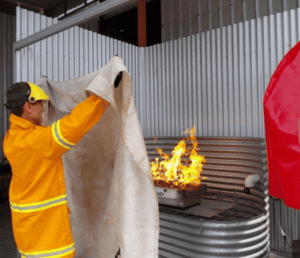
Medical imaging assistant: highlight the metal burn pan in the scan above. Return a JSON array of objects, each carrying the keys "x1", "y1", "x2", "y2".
[{"x1": 155, "y1": 184, "x2": 207, "y2": 209}]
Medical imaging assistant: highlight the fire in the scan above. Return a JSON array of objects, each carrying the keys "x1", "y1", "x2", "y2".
[{"x1": 151, "y1": 126, "x2": 206, "y2": 189}]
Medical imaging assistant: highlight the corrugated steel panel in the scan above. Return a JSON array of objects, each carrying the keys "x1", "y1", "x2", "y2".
[
  {"x1": 0, "y1": 12, "x2": 15, "y2": 161},
  {"x1": 141, "y1": 8, "x2": 299, "y2": 141},
  {"x1": 15, "y1": 5, "x2": 300, "y2": 256},
  {"x1": 15, "y1": 6, "x2": 139, "y2": 107},
  {"x1": 161, "y1": 0, "x2": 300, "y2": 43}
]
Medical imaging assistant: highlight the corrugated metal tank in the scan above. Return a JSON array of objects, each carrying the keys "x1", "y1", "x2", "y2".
[
  {"x1": 146, "y1": 137, "x2": 269, "y2": 258},
  {"x1": 158, "y1": 213, "x2": 269, "y2": 258}
]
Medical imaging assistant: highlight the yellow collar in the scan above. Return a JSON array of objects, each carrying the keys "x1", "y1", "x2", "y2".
[{"x1": 9, "y1": 114, "x2": 38, "y2": 130}]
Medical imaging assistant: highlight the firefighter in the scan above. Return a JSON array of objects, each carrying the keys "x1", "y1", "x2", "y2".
[{"x1": 3, "y1": 77, "x2": 121, "y2": 258}]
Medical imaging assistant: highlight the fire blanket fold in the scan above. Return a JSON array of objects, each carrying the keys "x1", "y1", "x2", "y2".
[
  {"x1": 35, "y1": 56, "x2": 159, "y2": 257},
  {"x1": 263, "y1": 41, "x2": 300, "y2": 209}
]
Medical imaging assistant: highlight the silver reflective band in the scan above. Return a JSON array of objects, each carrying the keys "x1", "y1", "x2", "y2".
[
  {"x1": 52, "y1": 120, "x2": 75, "y2": 149},
  {"x1": 19, "y1": 243, "x2": 75, "y2": 258},
  {"x1": 10, "y1": 195, "x2": 67, "y2": 213}
]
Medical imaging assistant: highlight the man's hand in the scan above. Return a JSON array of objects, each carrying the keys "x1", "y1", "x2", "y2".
[{"x1": 114, "y1": 72, "x2": 123, "y2": 88}]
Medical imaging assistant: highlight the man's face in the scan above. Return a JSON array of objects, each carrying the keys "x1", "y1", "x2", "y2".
[{"x1": 29, "y1": 101, "x2": 44, "y2": 126}]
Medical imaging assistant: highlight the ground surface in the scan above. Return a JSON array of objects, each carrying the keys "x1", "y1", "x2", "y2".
[
  {"x1": 0, "y1": 198, "x2": 292, "y2": 258},
  {"x1": 0, "y1": 200, "x2": 18, "y2": 258}
]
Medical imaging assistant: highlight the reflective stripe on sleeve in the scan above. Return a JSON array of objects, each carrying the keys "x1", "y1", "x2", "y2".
[
  {"x1": 10, "y1": 195, "x2": 67, "y2": 213},
  {"x1": 19, "y1": 242, "x2": 75, "y2": 258},
  {"x1": 52, "y1": 120, "x2": 75, "y2": 149}
]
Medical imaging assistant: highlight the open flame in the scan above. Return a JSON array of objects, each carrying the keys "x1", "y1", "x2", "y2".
[{"x1": 151, "y1": 126, "x2": 206, "y2": 190}]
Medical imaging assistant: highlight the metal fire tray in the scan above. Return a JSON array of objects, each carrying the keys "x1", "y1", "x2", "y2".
[{"x1": 155, "y1": 184, "x2": 207, "y2": 209}]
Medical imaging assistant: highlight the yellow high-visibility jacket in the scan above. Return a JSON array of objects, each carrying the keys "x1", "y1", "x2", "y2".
[{"x1": 3, "y1": 94, "x2": 109, "y2": 258}]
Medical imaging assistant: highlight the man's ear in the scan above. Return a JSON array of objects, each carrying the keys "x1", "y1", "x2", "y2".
[{"x1": 23, "y1": 102, "x2": 33, "y2": 114}]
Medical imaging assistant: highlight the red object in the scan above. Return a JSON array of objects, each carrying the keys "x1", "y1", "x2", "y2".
[
  {"x1": 138, "y1": 0, "x2": 146, "y2": 47},
  {"x1": 264, "y1": 41, "x2": 300, "y2": 209}
]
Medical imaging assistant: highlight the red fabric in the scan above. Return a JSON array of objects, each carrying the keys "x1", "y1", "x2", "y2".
[{"x1": 264, "y1": 41, "x2": 300, "y2": 209}]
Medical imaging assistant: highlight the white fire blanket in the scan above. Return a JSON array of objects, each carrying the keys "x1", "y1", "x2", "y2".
[{"x1": 35, "y1": 56, "x2": 159, "y2": 258}]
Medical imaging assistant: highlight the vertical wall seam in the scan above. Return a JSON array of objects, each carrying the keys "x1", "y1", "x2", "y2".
[
  {"x1": 250, "y1": 19, "x2": 254, "y2": 138},
  {"x1": 3, "y1": 13, "x2": 7, "y2": 140},
  {"x1": 2, "y1": 12, "x2": 15, "y2": 158},
  {"x1": 256, "y1": 16, "x2": 262, "y2": 138}
]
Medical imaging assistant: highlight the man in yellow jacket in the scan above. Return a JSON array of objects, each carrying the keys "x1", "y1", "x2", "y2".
[{"x1": 3, "y1": 77, "x2": 121, "y2": 258}]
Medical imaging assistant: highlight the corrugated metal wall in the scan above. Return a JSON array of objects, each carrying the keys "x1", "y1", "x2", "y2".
[
  {"x1": 0, "y1": 12, "x2": 15, "y2": 161},
  {"x1": 270, "y1": 198, "x2": 299, "y2": 256},
  {"x1": 15, "y1": 6, "x2": 140, "y2": 111},
  {"x1": 160, "y1": 0, "x2": 300, "y2": 43},
  {"x1": 15, "y1": 4, "x2": 300, "y2": 256},
  {"x1": 144, "y1": 9, "x2": 299, "y2": 140}
]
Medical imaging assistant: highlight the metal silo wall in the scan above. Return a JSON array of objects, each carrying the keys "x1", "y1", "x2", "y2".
[
  {"x1": 0, "y1": 12, "x2": 15, "y2": 161},
  {"x1": 15, "y1": 4, "x2": 300, "y2": 256}
]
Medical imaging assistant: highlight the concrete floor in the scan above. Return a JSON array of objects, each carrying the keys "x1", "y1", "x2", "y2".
[
  {"x1": 0, "y1": 199, "x2": 293, "y2": 258},
  {"x1": 270, "y1": 252, "x2": 292, "y2": 258}
]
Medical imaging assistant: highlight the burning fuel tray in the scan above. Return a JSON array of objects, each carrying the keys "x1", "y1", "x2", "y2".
[{"x1": 155, "y1": 184, "x2": 207, "y2": 209}]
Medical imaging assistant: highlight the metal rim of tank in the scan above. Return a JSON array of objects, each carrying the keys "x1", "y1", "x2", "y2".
[{"x1": 148, "y1": 136, "x2": 268, "y2": 222}]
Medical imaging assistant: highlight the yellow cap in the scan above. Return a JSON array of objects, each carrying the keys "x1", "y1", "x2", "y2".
[{"x1": 27, "y1": 82, "x2": 49, "y2": 103}]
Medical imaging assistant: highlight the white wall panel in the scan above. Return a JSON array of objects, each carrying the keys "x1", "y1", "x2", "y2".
[
  {"x1": 221, "y1": 27, "x2": 229, "y2": 137},
  {"x1": 191, "y1": 35, "x2": 197, "y2": 134},
  {"x1": 15, "y1": 5, "x2": 300, "y2": 256},
  {"x1": 41, "y1": 14, "x2": 47, "y2": 78},
  {"x1": 173, "y1": 40, "x2": 180, "y2": 136},
  {"x1": 216, "y1": 28, "x2": 223, "y2": 137},
  {"x1": 256, "y1": 17, "x2": 264, "y2": 138}
]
